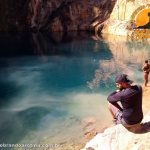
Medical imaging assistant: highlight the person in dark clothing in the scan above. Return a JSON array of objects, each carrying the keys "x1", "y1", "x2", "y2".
[
  {"x1": 107, "y1": 74, "x2": 143, "y2": 127},
  {"x1": 142, "y1": 60, "x2": 150, "y2": 87}
]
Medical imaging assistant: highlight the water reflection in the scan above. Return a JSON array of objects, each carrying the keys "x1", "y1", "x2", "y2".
[
  {"x1": 31, "y1": 31, "x2": 113, "y2": 59},
  {"x1": 88, "y1": 34, "x2": 150, "y2": 89}
]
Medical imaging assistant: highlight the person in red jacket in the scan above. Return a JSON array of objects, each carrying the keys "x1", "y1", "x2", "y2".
[{"x1": 107, "y1": 74, "x2": 143, "y2": 127}]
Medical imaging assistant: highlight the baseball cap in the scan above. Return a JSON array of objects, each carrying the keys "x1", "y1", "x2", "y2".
[{"x1": 115, "y1": 74, "x2": 133, "y2": 84}]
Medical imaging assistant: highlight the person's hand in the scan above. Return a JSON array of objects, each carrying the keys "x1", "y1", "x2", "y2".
[{"x1": 116, "y1": 89, "x2": 120, "y2": 92}]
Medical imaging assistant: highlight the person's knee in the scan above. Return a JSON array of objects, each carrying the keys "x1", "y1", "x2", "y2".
[
  {"x1": 108, "y1": 102, "x2": 112, "y2": 109},
  {"x1": 108, "y1": 102, "x2": 115, "y2": 113}
]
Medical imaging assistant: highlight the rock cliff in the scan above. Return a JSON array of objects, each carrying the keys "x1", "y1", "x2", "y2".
[
  {"x1": 0, "y1": 0, "x2": 115, "y2": 32},
  {"x1": 1, "y1": 0, "x2": 150, "y2": 35}
]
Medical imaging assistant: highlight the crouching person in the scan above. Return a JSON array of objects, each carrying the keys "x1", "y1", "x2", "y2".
[{"x1": 107, "y1": 74, "x2": 143, "y2": 132}]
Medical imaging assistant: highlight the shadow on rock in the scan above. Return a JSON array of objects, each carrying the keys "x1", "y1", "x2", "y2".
[{"x1": 124, "y1": 121, "x2": 150, "y2": 134}]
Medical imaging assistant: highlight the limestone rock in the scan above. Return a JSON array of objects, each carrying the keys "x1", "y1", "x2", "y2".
[
  {"x1": 102, "y1": 0, "x2": 150, "y2": 36},
  {"x1": 81, "y1": 112, "x2": 150, "y2": 150}
]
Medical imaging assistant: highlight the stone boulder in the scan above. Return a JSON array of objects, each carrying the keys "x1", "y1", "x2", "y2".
[{"x1": 81, "y1": 112, "x2": 150, "y2": 150}]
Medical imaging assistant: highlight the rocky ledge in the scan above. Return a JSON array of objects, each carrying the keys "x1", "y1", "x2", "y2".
[{"x1": 82, "y1": 113, "x2": 150, "y2": 150}]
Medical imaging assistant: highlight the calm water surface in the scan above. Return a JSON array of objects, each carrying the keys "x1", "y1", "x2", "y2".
[{"x1": 0, "y1": 32, "x2": 150, "y2": 148}]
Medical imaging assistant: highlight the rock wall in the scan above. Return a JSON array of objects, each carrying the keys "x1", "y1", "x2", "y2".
[
  {"x1": 28, "y1": 0, "x2": 116, "y2": 32},
  {"x1": 102, "y1": 0, "x2": 150, "y2": 36},
  {"x1": 0, "y1": 0, "x2": 115, "y2": 32},
  {"x1": 2, "y1": 0, "x2": 149, "y2": 34}
]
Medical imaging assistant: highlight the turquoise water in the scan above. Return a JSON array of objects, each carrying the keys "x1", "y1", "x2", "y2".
[{"x1": 0, "y1": 32, "x2": 150, "y2": 148}]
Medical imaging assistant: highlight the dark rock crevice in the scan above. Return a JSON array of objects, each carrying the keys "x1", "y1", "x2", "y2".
[{"x1": 0, "y1": 0, "x2": 29, "y2": 32}]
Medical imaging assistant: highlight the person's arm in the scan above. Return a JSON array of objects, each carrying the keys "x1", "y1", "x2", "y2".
[
  {"x1": 107, "y1": 90, "x2": 124, "y2": 111},
  {"x1": 142, "y1": 64, "x2": 146, "y2": 71},
  {"x1": 107, "y1": 90, "x2": 122, "y2": 103}
]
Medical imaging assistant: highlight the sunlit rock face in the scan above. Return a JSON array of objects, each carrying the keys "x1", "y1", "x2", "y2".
[
  {"x1": 0, "y1": 0, "x2": 115, "y2": 32},
  {"x1": 102, "y1": 0, "x2": 150, "y2": 36}
]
